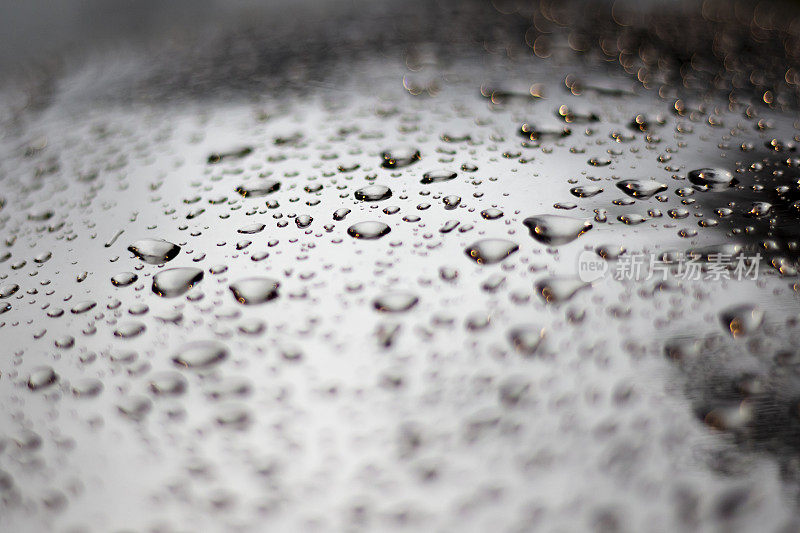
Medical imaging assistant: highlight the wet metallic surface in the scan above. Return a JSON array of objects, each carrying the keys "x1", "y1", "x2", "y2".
[{"x1": 2, "y1": 1, "x2": 800, "y2": 531}]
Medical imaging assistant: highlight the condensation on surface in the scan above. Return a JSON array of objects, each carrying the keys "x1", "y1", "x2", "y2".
[{"x1": 2, "y1": 1, "x2": 800, "y2": 532}]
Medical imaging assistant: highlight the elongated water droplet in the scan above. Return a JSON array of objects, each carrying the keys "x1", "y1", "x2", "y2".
[
  {"x1": 111, "y1": 272, "x2": 138, "y2": 287},
  {"x1": 616, "y1": 179, "x2": 667, "y2": 199},
  {"x1": 535, "y1": 276, "x2": 590, "y2": 303},
  {"x1": 464, "y1": 239, "x2": 519, "y2": 265},
  {"x1": 172, "y1": 341, "x2": 229, "y2": 369},
  {"x1": 570, "y1": 185, "x2": 603, "y2": 198},
  {"x1": 148, "y1": 372, "x2": 188, "y2": 396},
  {"x1": 688, "y1": 168, "x2": 736, "y2": 190},
  {"x1": 381, "y1": 147, "x2": 420, "y2": 168},
  {"x1": 522, "y1": 215, "x2": 592, "y2": 245},
  {"x1": 347, "y1": 221, "x2": 391, "y2": 240},
  {"x1": 0, "y1": 284, "x2": 19, "y2": 298},
  {"x1": 373, "y1": 292, "x2": 419, "y2": 312},
  {"x1": 354, "y1": 185, "x2": 392, "y2": 201},
  {"x1": 421, "y1": 170, "x2": 457, "y2": 184},
  {"x1": 152, "y1": 267, "x2": 204, "y2": 297},
  {"x1": 237, "y1": 223, "x2": 266, "y2": 234},
  {"x1": 333, "y1": 208, "x2": 351, "y2": 221},
  {"x1": 235, "y1": 181, "x2": 280, "y2": 197},
  {"x1": 128, "y1": 239, "x2": 180, "y2": 264},
  {"x1": 27, "y1": 366, "x2": 58, "y2": 391},
  {"x1": 230, "y1": 277, "x2": 280, "y2": 304}
]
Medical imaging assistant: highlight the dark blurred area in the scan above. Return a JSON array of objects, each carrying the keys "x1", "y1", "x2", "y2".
[{"x1": 3, "y1": 0, "x2": 800, "y2": 109}]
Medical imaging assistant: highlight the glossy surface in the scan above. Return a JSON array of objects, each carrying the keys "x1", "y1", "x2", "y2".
[{"x1": 2, "y1": 1, "x2": 800, "y2": 532}]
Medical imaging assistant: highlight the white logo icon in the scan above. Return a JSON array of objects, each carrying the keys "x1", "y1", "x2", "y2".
[{"x1": 577, "y1": 250, "x2": 608, "y2": 282}]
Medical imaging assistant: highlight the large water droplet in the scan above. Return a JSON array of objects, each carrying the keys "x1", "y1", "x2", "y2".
[
  {"x1": 421, "y1": 170, "x2": 457, "y2": 184},
  {"x1": 522, "y1": 215, "x2": 592, "y2": 245},
  {"x1": 347, "y1": 221, "x2": 391, "y2": 240},
  {"x1": 235, "y1": 181, "x2": 280, "y2": 197},
  {"x1": 464, "y1": 239, "x2": 519, "y2": 265},
  {"x1": 128, "y1": 239, "x2": 180, "y2": 264},
  {"x1": 381, "y1": 147, "x2": 420, "y2": 168},
  {"x1": 229, "y1": 277, "x2": 280, "y2": 304},
  {"x1": 333, "y1": 208, "x2": 351, "y2": 221},
  {"x1": 148, "y1": 372, "x2": 188, "y2": 396},
  {"x1": 111, "y1": 272, "x2": 138, "y2": 287},
  {"x1": 535, "y1": 276, "x2": 591, "y2": 303},
  {"x1": 172, "y1": 341, "x2": 229, "y2": 369},
  {"x1": 570, "y1": 185, "x2": 603, "y2": 198},
  {"x1": 152, "y1": 267, "x2": 204, "y2": 297},
  {"x1": 237, "y1": 223, "x2": 266, "y2": 234},
  {"x1": 0, "y1": 283, "x2": 19, "y2": 298},
  {"x1": 27, "y1": 366, "x2": 58, "y2": 391},
  {"x1": 616, "y1": 179, "x2": 668, "y2": 199},
  {"x1": 688, "y1": 168, "x2": 736, "y2": 190},
  {"x1": 354, "y1": 185, "x2": 392, "y2": 201}
]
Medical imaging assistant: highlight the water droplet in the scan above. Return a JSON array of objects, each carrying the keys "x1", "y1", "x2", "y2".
[
  {"x1": 522, "y1": 215, "x2": 592, "y2": 245},
  {"x1": 230, "y1": 277, "x2": 280, "y2": 304},
  {"x1": 480, "y1": 208, "x2": 504, "y2": 220},
  {"x1": 373, "y1": 292, "x2": 419, "y2": 312},
  {"x1": 128, "y1": 239, "x2": 180, "y2": 264},
  {"x1": 27, "y1": 366, "x2": 58, "y2": 390},
  {"x1": 207, "y1": 146, "x2": 252, "y2": 164},
  {"x1": 440, "y1": 220, "x2": 460, "y2": 233},
  {"x1": 117, "y1": 396, "x2": 152, "y2": 421},
  {"x1": 172, "y1": 341, "x2": 229, "y2": 369},
  {"x1": 237, "y1": 223, "x2": 266, "y2": 234},
  {"x1": 687, "y1": 168, "x2": 736, "y2": 190},
  {"x1": 746, "y1": 202, "x2": 772, "y2": 217},
  {"x1": 354, "y1": 185, "x2": 392, "y2": 201},
  {"x1": 508, "y1": 325, "x2": 545, "y2": 356},
  {"x1": 381, "y1": 147, "x2": 420, "y2": 168},
  {"x1": 152, "y1": 267, "x2": 204, "y2": 297},
  {"x1": 616, "y1": 179, "x2": 668, "y2": 199},
  {"x1": 71, "y1": 378, "x2": 103, "y2": 398},
  {"x1": 148, "y1": 372, "x2": 188, "y2": 396},
  {"x1": 111, "y1": 272, "x2": 138, "y2": 287},
  {"x1": 464, "y1": 239, "x2": 519, "y2": 265},
  {"x1": 235, "y1": 181, "x2": 280, "y2": 197},
  {"x1": 720, "y1": 305, "x2": 764, "y2": 338},
  {"x1": 443, "y1": 195, "x2": 461, "y2": 209},
  {"x1": 617, "y1": 214, "x2": 646, "y2": 225},
  {"x1": 535, "y1": 276, "x2": 590, "y2": 303},
  {"x1": 570, "y1": 185, "x2": 603, "y2": 198},
  {"x1": 114, "y1": 321, "x2": 145, "y2": 338},
  {"x1": 595, "y1": 245, "x2": 626, "y2": 260},
  {"x1": 0, "y1": 283, "x2": 19, "y2": 298},
  {"x1": 421, "y1": 170, "x2": 457, "y2": 184},
  {"x1": 347, "y1": 221, "x2": 391, "y2": 240},
  {"x1": 333, "y1": 208, "x2": 351, "y2": 221}
]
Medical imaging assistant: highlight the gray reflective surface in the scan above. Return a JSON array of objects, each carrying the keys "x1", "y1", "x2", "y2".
[{"x1": 2, "y1": 1, "x2": 800, "y2": 532}]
